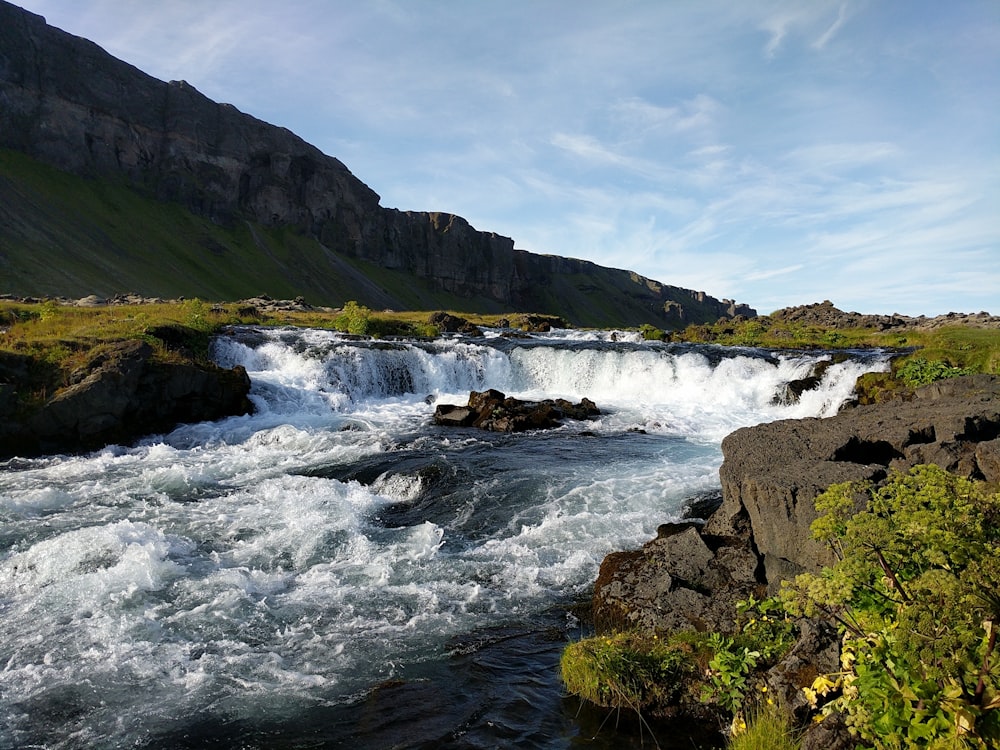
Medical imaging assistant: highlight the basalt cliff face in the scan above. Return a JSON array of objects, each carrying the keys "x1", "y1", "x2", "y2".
[{"x1": 0, "y1": 1, "x2": 753, "y2": 327}]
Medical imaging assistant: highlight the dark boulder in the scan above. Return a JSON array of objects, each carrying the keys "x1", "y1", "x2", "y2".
[
  {"x1": 433, "y1": 389, "x2": 599, "y2": 433},
  {"x1": 592, "y1": 522, "x2": 762, "y2": 635},
  {"x1": 427, "y1": 311, "x2": 483, "y2": 337}
]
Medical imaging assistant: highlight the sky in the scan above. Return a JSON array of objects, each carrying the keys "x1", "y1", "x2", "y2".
[{"x1": 15, "y1": 0, "x2": 1000, "y2": 316}]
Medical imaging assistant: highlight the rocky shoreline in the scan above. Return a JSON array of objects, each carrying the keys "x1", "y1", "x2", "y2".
[{"x1": 591, "y1": 374, "x2": 1000, "y2": 745}]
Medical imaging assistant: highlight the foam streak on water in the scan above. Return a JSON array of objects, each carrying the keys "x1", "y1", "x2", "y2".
[{"x1": 0, "y1": 329, "x2": 888, "y2": 748}]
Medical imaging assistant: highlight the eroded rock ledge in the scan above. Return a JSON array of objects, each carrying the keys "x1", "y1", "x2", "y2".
[{"x1": 0, "y1": 339, "x2": 253, "y2": 459}]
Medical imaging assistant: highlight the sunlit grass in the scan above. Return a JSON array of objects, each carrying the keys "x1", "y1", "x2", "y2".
[{"x1": 727, "y1": 702, "x2": 801, "y2": 750}]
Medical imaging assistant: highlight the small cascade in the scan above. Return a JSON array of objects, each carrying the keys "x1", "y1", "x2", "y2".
[{"x1": 213, "y1": 328, "x2": 888, "y2": 423}]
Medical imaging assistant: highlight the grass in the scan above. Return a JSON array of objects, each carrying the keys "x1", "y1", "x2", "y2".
[
  {"x1": 727, "y1": 703, "x2": 802, "y2": 750},
  {"x1": 560, "y1": 630, "x2": 707, "y2": 713}
]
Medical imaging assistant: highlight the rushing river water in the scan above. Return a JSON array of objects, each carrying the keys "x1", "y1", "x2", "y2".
[{"x1": 0, "y1": 328, "x2": 889, "y2": 749}]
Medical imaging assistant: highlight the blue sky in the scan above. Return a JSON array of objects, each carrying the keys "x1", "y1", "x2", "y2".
[{"x1": 18, "y1": 1, "x2": 1000, "y2": 316}]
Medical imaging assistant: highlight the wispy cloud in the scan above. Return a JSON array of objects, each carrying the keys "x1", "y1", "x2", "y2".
[{"x1": 813, "y1": 3, "x2": 849, "y2": 50}]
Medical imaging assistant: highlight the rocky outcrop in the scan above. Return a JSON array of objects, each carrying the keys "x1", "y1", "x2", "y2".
[
  {"x1": 768, "y1": 300, "x2": 1000, "y2": 331},
  {"x1": 708, "y1": 373, "x2": 1000, "y2": 585},
  {"x1": 593, "y1": 521, "x2": 762, "y2": 634},
  {"x1": 433, "y1": 389, "x2": 599, "y2": 433},
  {"x1": 426, "y1": 311, "x2": 483, "y2": 337},
  {"x1": 590, "y1": 374, "x2": 999, "y2": 746},
  {"x1": 0, "y1": 339, "x2": 253, "y2": 458},
  {"x1": 596, "y1": 374, "x2": 1000, "y2": 632},
  {"x1": 0, "y1": 1, "x2": 754, "y2": 328}
]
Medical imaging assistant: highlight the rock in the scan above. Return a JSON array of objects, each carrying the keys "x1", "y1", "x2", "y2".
[
  {"x1": 772, "y1": 360, "x2": 832, "y2": 405},
  {"x1": 583, "y1": 372, "x2": 1000, "y2": 739},
  {"x1": 433, "y1": 389, "x2": 599, "y2": 433},
  {"x1": 0, "y1": 340, "x2": 253, "y2": 458},
  {"x1": 74, "y1": 294, "x2": 106, "y2": 307},
  {"x1": 709, "y1": 374, "x2": 1000, "y2": 584},
  {"x1": 800, "y1": 713, "x2": 856, "y2": 750},
  {"x1": 427, "y1": 311, "x2": 482, "y2": 336},
  {"x1": 592, "y1": 524, "x2": 762, "y2": 634},
  {"x1": 975, "y1": 438, "x2": 1000, "y2": 483},
  {"x1": 766, "y1": 618, "x2": 841, "y2": 720},
  {"x1": 768, "y1": 300, "x2": 999, "y2": 331},
  {"x1": 432, "y1": 404, "x2": 474, "y2": 427}
]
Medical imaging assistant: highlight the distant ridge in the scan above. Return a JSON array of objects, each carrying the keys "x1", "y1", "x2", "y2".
[{"x1": 0, "y1": 1, "x2": 755, "y2": 327}]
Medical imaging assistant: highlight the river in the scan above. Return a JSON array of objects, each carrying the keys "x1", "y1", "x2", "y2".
[{"x1": 0, "y1": 327, "x2": 888, "y2": 748}]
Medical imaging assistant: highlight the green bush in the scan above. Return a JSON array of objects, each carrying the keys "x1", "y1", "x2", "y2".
[
  {"x1": 334, "y1": 300, "x2": 372, "y2": 335},
  {"x1": 782, "y1": 465, "x2": 1000, "y2": 749},
  {"x1": 639, "y1": 323, "x2": 667, "y2": 341},
  {"x1": 896, "y1": 357, "x2": 975, "y2": 388}
]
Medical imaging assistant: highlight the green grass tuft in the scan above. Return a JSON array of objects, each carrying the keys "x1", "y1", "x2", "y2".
[
  {"x1": 560, "y1": 630, "x2": 706, "y2": 712},
  {"x1": 727, "y1": 702, "x2": 801, "y2": 750}
]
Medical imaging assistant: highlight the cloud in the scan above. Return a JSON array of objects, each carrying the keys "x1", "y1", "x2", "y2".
[
  {"x1": 783, "y1": 142, "x2": 902, "y2": 172},
  {"x1": 813, "y1": 3, "x2": 849, "y2": 50},
  {"x1": 758, "y1": 2, "x2": 854, "y2": 59}
]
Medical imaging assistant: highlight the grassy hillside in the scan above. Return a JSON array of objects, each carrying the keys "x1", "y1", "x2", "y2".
[
  {"x1": 0, "y1": 149, "x2": 747, "y2": 328},
  {"x1": 0, "y1": 149, "x2": 492, "y2": 312}
]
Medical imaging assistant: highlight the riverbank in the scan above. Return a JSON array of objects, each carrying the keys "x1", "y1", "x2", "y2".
[{"x1": 570, "y1": 373, "x2": 1000, "y2": 748}]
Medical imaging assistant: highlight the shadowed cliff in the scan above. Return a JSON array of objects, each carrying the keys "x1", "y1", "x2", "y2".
[{"x1": 0, "y1": 1, "x2": 754, "y2": 327}]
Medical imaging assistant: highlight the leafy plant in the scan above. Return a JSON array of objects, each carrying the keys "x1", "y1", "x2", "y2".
[
  {"x1": 782, "y1": 465, "x2": 1000, "y2": 749},
  {"x1": 640, "y1": 323, "x2": 667, "y2": 341},
  {"x1": 703, "y1": 632, "x2": 761, "y2": 714},
  {"x1": 334, "y1": 300, "x2": 372, "y2": 336},
  {"x1": 895, "y1": 357, "x2": 975, "y2": 388},
  {"x1": 735, "y1": 595, "x2": 798, "y2": 663}
]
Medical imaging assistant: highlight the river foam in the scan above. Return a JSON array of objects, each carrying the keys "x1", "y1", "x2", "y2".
[{"x1": 0, "y1": 329, "x2": 889, "y2": 748}]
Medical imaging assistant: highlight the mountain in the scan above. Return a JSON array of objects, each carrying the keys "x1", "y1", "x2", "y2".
[{"x1": 0, "y1": 1, "x2": 755, "y2": 327}]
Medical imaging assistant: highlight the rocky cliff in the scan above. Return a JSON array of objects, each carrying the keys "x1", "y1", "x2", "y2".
[
  {"x1": 593, "y1": 375, "x2": 1000, "y2": 634},
  {"x1": 0, "y1": 1, "x2": 753, "y2": 327}
]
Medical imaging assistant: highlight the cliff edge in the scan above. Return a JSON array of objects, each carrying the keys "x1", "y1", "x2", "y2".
[{"x1": 0, "y1": 1, "x2": 753, "y2": 327}]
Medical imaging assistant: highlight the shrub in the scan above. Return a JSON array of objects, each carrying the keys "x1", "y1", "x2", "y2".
[
  {"x1": 782, "y1": 465, "x2": 1000, "y2": 749},
  {"x1": 334, "y1": 300, "x2": 372, "y2": 335},
  {"x1": 639, "y1": 323, "x2": 667, "y2": 341},
  {"x1": 896, "y1": 357, "x2": 975, "y2": 388}
]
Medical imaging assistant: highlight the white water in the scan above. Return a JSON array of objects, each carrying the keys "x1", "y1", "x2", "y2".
[{"x1": 0, "y1": 329, "x2": 888, "y2": 748}]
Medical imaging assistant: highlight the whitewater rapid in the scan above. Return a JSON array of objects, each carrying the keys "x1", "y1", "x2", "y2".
[{"x1": 0, "y1": 328, "x2": 889, "y2": 749}]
